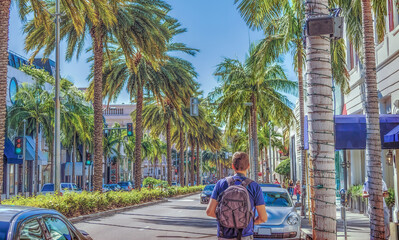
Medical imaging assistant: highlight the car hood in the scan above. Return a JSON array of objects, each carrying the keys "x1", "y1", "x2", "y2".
[{"x1": 257, "y1": 207, "x2": 294, "y2": 225}]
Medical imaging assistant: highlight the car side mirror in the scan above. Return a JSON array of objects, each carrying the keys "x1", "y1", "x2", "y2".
[
  {"x1": 79, "y1": 229, "x2": 90, "y2": 236},
  {"x1": 295, "y1": 202, "x2": 302, "y2": 208}
]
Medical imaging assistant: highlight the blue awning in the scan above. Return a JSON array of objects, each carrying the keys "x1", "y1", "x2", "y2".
[
  {"x1": 4, "y1": 138, "x2": 22, "y2": 164},
  {"x1": 384, "y1": 125, "x2": 399, "y2": 143},
  {"x1": 304, "y1": 114, "x2": 399, "y2": 150},
  {"x1": 25, "y1": 136, "x2": 47, "y2": 164}
]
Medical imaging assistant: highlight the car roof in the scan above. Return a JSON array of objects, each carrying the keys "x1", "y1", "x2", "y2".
[
  {"x1": 259, "y1": 183, "x2": 281, "y2": 188},
  {"x1": 0, "y1": 205, "x2": 59, "y2": 223},
  {"x1": 261, "y1": 187, "x2": 289, "y2": 193}
]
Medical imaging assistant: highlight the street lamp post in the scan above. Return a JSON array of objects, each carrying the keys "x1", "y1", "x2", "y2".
[{"x1": 54, "y1": 0, "x2": 61, "y2": 193}]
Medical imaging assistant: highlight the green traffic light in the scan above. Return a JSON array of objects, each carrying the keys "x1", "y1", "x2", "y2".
[
  {"x1": 128, "y1": 131, "x2": 132, "y2": 136},
  {"x1": 16, "y1": 148, "x2": 22, "y2": 154}
]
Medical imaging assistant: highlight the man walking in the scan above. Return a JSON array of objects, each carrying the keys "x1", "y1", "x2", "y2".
[{"x1": 206, "y1": 152, "x2": 267, "y2": 240}]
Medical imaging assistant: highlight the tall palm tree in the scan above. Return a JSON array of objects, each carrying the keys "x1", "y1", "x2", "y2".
[
  {"x1": 24, "y1": 0, "x2": 172, "y2": 191},
  {"x1": 212, "y1": 46, "x2": 296, "y2": 181},
  {"x1": 334, "y1": 0, "x2": 387, "y2": 237},
  {"x1": 0, "y1": 0, "x2": 90, "y2": 200},
  {"x1": 8, "y1": 83, "x2": 52, "y2": 194},
  {"x1": 303, "y1": 0, "x2": 336, "y2": 238},
  {"x1": 235, "y1": 0, "x2": 350, "y2": 215}
]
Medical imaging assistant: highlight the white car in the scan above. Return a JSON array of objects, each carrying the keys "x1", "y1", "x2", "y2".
[
  {"x1": 254, "y1": 187, "x2": 301, "y2": 240},
  {"x1": 41, "y1": 183, "x2": 82, "y2": 195}
]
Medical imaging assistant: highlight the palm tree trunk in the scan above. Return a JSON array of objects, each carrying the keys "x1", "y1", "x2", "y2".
[
  {"x1": 179, "y1": 127, "x2": 185, "y2": 187},
  {"x1": 82, "y1": 142, "x2": 86, "y2": 191},
  {"x1": 35, "y1": 121, "x2": 39, "y2": 195},
  {"x1": 264, "y1": 147, "x2": 270, "y2": 183},
  {"x1": 361, "y1": 0, "x2": 384, "y2": 238},
  {"x1": 90, "y1": 26, "x2": 104, "y2": 192},
  {"x1": 0, "y1": 0, "x2": 11, "y2": 203},
  {"x1": 166, "y1": 118, "x2": 172, "y2": 185},
  {"x1": 306, "y1": 1, "x2": 336, "y2": 238},
  {"x1": 298, "y1": 51, "x2": 307, "y2": 217},
  {"x1": 153, "y1": 157, "x2": 157, "y2": 179},
  {"x1": 134, "y1": 82, "x2": 144, "y2": 190},
  {"x1": 190, "y1": 141, "x2": 195, "y2": 186},
  {"x1": 251, "y1": 93, "x2": 259, "y2": 181},
  {"x1": 196, "y1": 141, "x2": 200, "y2": 186},
  {"x1": 72, "y1": 132, "x2": 76, "y2": 184}
]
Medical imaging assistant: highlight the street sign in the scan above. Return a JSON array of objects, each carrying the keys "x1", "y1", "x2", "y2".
[{"x1": 190, "y1": 97, "x2": 199, "y2": 116}]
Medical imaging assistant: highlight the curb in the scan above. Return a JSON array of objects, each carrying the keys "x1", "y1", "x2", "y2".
[{"x1": 69, "y1": 191, "x2": 201, "y2": 224}]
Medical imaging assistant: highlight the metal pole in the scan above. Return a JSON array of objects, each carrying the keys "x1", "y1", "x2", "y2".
[
  {"x1": 185, "y1": 132, "x2": 189, "y2": 186},
  {"x1": 54, "y1": 0, "x2": 61, "y2": 193},
  {"x1": 269, "y1": 125, "x2": 273, "y2": 182},
  {"x1": 342, "y1": 150, "x2": 348, "y2": 240},
  {"x1": 22, "y1": 120, "x2": 26, "y2": 196}
]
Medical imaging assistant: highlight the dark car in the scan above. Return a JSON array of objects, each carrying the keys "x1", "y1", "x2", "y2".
[
  {"x1": 200, "y1": 184, "x2": 215, "y2": 204},
  {"x1": 117, "y1": 181, "x2": 134, "y2": 191},
  {"x1": 0, "y1": 205, "x2": 92, "y2": 240}
]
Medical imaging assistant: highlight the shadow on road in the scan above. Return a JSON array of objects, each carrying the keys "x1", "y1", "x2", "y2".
[
  {"x1": 170, "y1": 205, "x2": 207, "y2": 211},
  {"x1": 118, "y1": 212, "x2": 217, "y2": 228},
  {"x1": 82, "y1": 221, "x2": 216, "y2": 239}
]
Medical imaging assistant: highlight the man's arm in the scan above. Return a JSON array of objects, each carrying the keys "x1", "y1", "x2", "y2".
[
  {"x1": 254, "y1": 205, "x2": 267, "y2": 225},
  {"x1": 206, "y1": 198, "x2": 218, "y2": 218}
]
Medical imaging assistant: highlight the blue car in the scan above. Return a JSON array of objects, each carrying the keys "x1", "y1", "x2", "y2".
[
  {"x1": 0, "y1": 205, "x2": 92, "y2": 240},
  {"x1": 200, "y1": 184, "x2": 215, "y2": 204}
]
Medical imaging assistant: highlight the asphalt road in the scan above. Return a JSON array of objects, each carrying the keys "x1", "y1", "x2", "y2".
[{"x1": 75, "y1": 194, "x2": 218, "y2": 240}]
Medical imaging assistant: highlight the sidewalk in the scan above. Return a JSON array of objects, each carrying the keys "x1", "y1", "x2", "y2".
[{"x1": 301, "y1": 208, "x2": 370, "y2": 240}]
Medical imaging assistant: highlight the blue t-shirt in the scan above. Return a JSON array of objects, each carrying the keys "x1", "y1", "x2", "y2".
[{"x1": 211, "y1": 174, "x2": 265, "y2": 238}]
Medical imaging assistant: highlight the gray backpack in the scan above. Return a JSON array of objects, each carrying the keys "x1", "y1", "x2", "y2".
[{"x1": 216, "y1": 177, "x2": 254, "y2": 238}]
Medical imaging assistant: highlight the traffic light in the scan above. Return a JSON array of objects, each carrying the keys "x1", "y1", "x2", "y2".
[
  {"x1": 86, "y1": 152, "x2": 92, "y2": 165},
  {"x1": 127, "y1": 123, "x2": 133, "y2": 137},
  {"x1": 15, "y1": 137, "x2": 23, "y2": 155}
]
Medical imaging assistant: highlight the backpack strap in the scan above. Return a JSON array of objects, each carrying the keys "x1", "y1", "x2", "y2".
[
  {"x1": 227, "y1": 176, "x2": 242, "y2": 186},
  {"x1": 241, "y1": 178, "x2": 254, "y2": 188}
]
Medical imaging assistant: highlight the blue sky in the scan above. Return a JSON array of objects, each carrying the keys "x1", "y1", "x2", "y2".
[{"x1": 8, "y1": 0, "x2": 297, "y2": 104}]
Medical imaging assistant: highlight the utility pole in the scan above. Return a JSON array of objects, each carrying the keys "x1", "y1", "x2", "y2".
[
  {"x1": 54, "y1": 0, "x2": 61, "y2": 192},
  {"x1": 22, "y1": 120, "x2": 26, "y2": 196},
  {"x1": 185, "y1": 132, "x2": 189, "y2": 186},
  {"x1": 269, "y1": 125, "x2": 273, "y2": 182}
]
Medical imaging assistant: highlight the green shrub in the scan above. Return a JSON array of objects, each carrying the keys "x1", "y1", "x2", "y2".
[
  {"x1": 348, "y1": 185, "x2": 363, "y2": 198},
  {"x1": 275, "y1": 158, "x2": 290, "y2": 177},
  {"x1": 386, "y1": 188, "x2": 395, "y2": 208},
  {"x1": 2, "y1": 185, "x2": 204, "y2": 218}
]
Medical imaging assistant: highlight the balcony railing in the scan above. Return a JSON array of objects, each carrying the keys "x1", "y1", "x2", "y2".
[{"x1": 103, "y1": 107, "x2": 124, "y2": 115}]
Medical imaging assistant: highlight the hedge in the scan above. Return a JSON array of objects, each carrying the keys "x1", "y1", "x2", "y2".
[{"x1": 2, "y1": 186, "x2": 204, "y2": 218}]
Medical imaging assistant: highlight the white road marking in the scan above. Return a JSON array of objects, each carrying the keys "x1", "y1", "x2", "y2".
[{"x1": 173, "y1": 199, "x2": 194, "y2": 202}]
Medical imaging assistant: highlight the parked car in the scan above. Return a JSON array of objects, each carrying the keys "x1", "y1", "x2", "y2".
[
  {"x1": 258, "y1": 183, "x2": 282, "y2": 188},
  {"x1": 41, "y1": 183, "x2": 81, "y2": 196},
  {"x1": 254, "y1": 187, "x2": 301, "y2": 239},
  {"x1": 103, "y1": 184, "x2": 121, "y2": 192},
  {"x1": 171, "y1": 182, "x2": 180, "y2": 187},
  {"x1": 200, "y1": 184, "x2": 215, "y2": 204},
  {"x1": 0, "y1": 205, "x2": 92, "y2": 240},
  {"x1": 117, "y1": 181, "x2": 133, "y2": 191}
]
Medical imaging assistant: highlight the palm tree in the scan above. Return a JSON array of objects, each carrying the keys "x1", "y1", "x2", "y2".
[
  {"x1": 334, "y1": 0, "x2": 387, "y2": 237},
  {"x1": 302, "y1": 0, "x2": 336, "y2": 238},
  {"x1": 8, "y1": 83, "x2": 52, "y2": 194},
  {"x1": 24, "y1": 0, "x2": 172, "y2": 192},
  {"x1": 0, "y1": 0, "x2": 90, "y2": 200},
  {"x1": 235, "y1": 0, "x2": 350, "y2": 215},
  {"x1": 212, "y1": 46, "x2": 296, "y2": 181}
]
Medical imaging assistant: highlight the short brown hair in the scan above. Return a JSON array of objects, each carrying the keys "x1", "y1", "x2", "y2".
[{"x1": 232, "y1": 152, "x2": 249, "y2": 171}]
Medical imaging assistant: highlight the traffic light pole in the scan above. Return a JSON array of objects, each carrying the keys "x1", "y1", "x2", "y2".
[
  {"x1": 22, "y1": 120, "x2": 26, "y2": 196},
  {"x1": 54, "y1": 0, "x2": 61, "y2": 193}
]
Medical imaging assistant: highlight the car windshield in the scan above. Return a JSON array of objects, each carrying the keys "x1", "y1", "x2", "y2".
[
  {"x1": 204, "y1": 185, "x2": 215, "y2": 191},
  {"x1": 263, "y1": 191, "x2": 292, "y2": 207},
  {"x1": 0, "y1": 222, "x2": 9, "y2": 240},
  {"x1": 118, "y1": 182, "x2": 129, "y2": 186},
  {"x1": 42, "y1": 184, "x2": 54, "y2": 191},
  {"x1": 61, "y1": 183, "x2": 78, "y2": 190}
]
